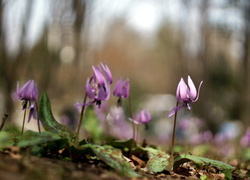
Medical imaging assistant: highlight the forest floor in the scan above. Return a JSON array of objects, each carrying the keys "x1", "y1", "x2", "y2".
[{"x1": 0, "y1": 146, "x2": 249, "y2": 180}]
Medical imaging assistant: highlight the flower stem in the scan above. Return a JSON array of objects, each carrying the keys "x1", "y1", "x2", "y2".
[
  {"x1": 128, "y1": 95, "x2": 135, "y2": 157},
  {"x1": 128, "y1": 96, "x2": 135, "y2": 140},
  {"x1": 167, "y1": 101, "x2": 179, "y2": 171},
  {"x1": 76, "y1": 93, "x2": 88, "y2": 145},
  {"x1": 35, "y1": 102, "x2": 41, "y2": 133},
  {"x1": 21, "y1": 101, "x2": 28, "y2": 135}
]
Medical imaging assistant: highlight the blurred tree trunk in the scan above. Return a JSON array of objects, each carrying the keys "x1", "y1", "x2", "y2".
[
  {"x1": 0, "y1": 0, "x2": 33, "y2": 122},
  {"x1": 196, "y1": 0, "x2": 220, "y2": 132},
  {"x1": 240, "y1": 2, "x2": 250, "y2": 127},
  {"x1": 73, "y1": 0, "x2": 86, "y2": 66}
]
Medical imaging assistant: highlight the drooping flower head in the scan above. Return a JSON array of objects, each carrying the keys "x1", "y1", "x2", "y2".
[
  {"x1": 16, "y1": 80, "x2": 38, "y2": 122},
  {"x1": 131, "y1": 109, "x2": 152, "y2": 125},
  {"x1": 113, "y1": 78, "x2": 130, "y2": 106},
  {"x1": 77, "y1": 62, "x2": 113, "y2": 107},
  {"x1": 168, "y1": 76, "x2": 203, "y2": 117},
  {"x1": 16, "y1": 80, "x2": 38, "y2": 102}
]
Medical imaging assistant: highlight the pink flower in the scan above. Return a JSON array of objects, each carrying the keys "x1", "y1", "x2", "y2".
[{"x1": 169, "y1": 76, "x2": 203, "y2": 117}]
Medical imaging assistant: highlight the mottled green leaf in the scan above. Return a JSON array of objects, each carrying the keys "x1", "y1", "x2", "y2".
[
  {"x1": 82, "y1": 144, "x2": 140, "y2": 177},
  {"x1": 174, "y1": 154, "x2": 235, "y2": 172},
  {"x1": 108, "y1": 139, "x2": 137, "y2": 153},
  {"x1": 17, "y1": 130, "x2": 62, "y2": 147},
  {"x1": 38, "y1": 92, "x2": 76, "y2": 142},
  {"x1": 142, "y1": 147, "x2": 170, "y2": 173},
  {"x1": 0, "y1": 131, "x2": 13, "y2": 149}
]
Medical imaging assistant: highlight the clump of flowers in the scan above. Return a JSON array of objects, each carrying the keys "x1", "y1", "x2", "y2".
[
  {"x1": 75, "y1": 62, "x2": 113, "y2": 142},
  {"x1": 15, "y1": 80, "x2": 40, "y2": 134},
  {"x1": 83, "y1": 62, "x2": 113, "y2": 107}
]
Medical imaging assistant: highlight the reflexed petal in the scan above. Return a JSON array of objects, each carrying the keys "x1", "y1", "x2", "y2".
[
  {"x1": 193, "y1": 81, "x2": 203, "y2": 102},
  {"x1": 92, "y1": 66, "x2": 106, "y2": 85},
  {"x1": 188, "y1": 76, "x2": 197, "y2": 100},
  {"x1": 179, "y1": 78, "x2": 189, "y2": 101},
  {"x1": 128, "y1": 117, "x2": 140, "y2": 125},
  {"x1": 101, "y1": 62, "x2": 113, "y2": 84},
  {"x1": 168, "y1": 105, "x2": 186, "y2": 117}
]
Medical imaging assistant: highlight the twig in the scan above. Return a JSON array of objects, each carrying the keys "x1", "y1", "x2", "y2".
[{"x1": 0, "y1": 113, "x2": 9, "y2": 131}]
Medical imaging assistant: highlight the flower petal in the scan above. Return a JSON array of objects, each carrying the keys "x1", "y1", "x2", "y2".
[
  {"x1": 101, "y1": 62, "x2": 113, "y2": 84},
  {"x1": 27, "y1": 103, "x2": 37, "y2": 122},
  {"x1": 140, "y1": 109, "x2": 151, "y2": 124},
  {"x1": 179, "y1": 78, "x2": 189, "y2": 101},
  {"x1": 85, "y1": 78, "x2": 96, "y2": 99},
  {"x1": 113, "y1": 78, "x2": 123, "y2": 97},
  {"x1": 16, "y1": 80, "x2": 38, "y2": 101},
  {"x1": 193, "y1": 81, "x2": 203, "y2": 102},
  {"x1": 92, "y1": 66, "x2": 106, "y2": 85},
  {"x1": 168, "y1": 105, "x2": 186, "y2": 117},
  {"x1": 188, "y1": 76, "x2": 197, "y2": 100}
]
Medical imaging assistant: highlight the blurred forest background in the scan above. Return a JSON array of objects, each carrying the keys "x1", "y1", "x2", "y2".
[{"x1": 0, "y1": 0, "x2": 250, "y2": 139}]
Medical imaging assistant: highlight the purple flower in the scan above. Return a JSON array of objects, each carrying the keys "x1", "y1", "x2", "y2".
[
  {"x1": 168, "y1": 76, "x2": 203, "y2": 117},
  {"x1": 16, "y1": 80, "x2": 38, "y2": 122},
  {"x1": 100, "y1": 62, "x2": 113, "y2": 84},
  {"x1": 16, "y1": 80, "x2": 38, "y2": 102},
  {"x1": 131, "y1": 109, "x2": 152, "y2": 125},
  {"x1": 240, "y1": 127, "x2": 250, "y2": 147},
  {"x1": 113, "y1": 78, "x2": 130, "y2": 98},
  {"x1": 76, "y1": 62, "x2": 113, "y2": 107}
]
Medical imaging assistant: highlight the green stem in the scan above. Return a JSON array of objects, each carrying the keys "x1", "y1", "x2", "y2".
[{"x1": 76, "y1": 93, "x2": 88, "y2": 144}]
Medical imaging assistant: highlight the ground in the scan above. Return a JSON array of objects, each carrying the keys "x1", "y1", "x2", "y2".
[{"x1": 0, "y1": 146, "x2": 247, "y2": 180}]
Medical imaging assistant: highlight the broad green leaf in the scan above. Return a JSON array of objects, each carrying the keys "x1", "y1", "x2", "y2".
[
  {"x1": 17, "y1": 130, "x2": 62, "y2": 147},
  {"x1": 142, "y1": 147, "x2": 170, "y2": 173},
  {"x1": 174, "y1": 154, "x2": 235, "y2": 172},
  {"x1": 38, "y1": 92, "x2": 76, "y2": 141},
  {"x1": 0, "y1": 131, "x2": 13, "y2": 149},
  {"x1": 82, "y1": 144, "x2": 140, "y2": 177}
]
